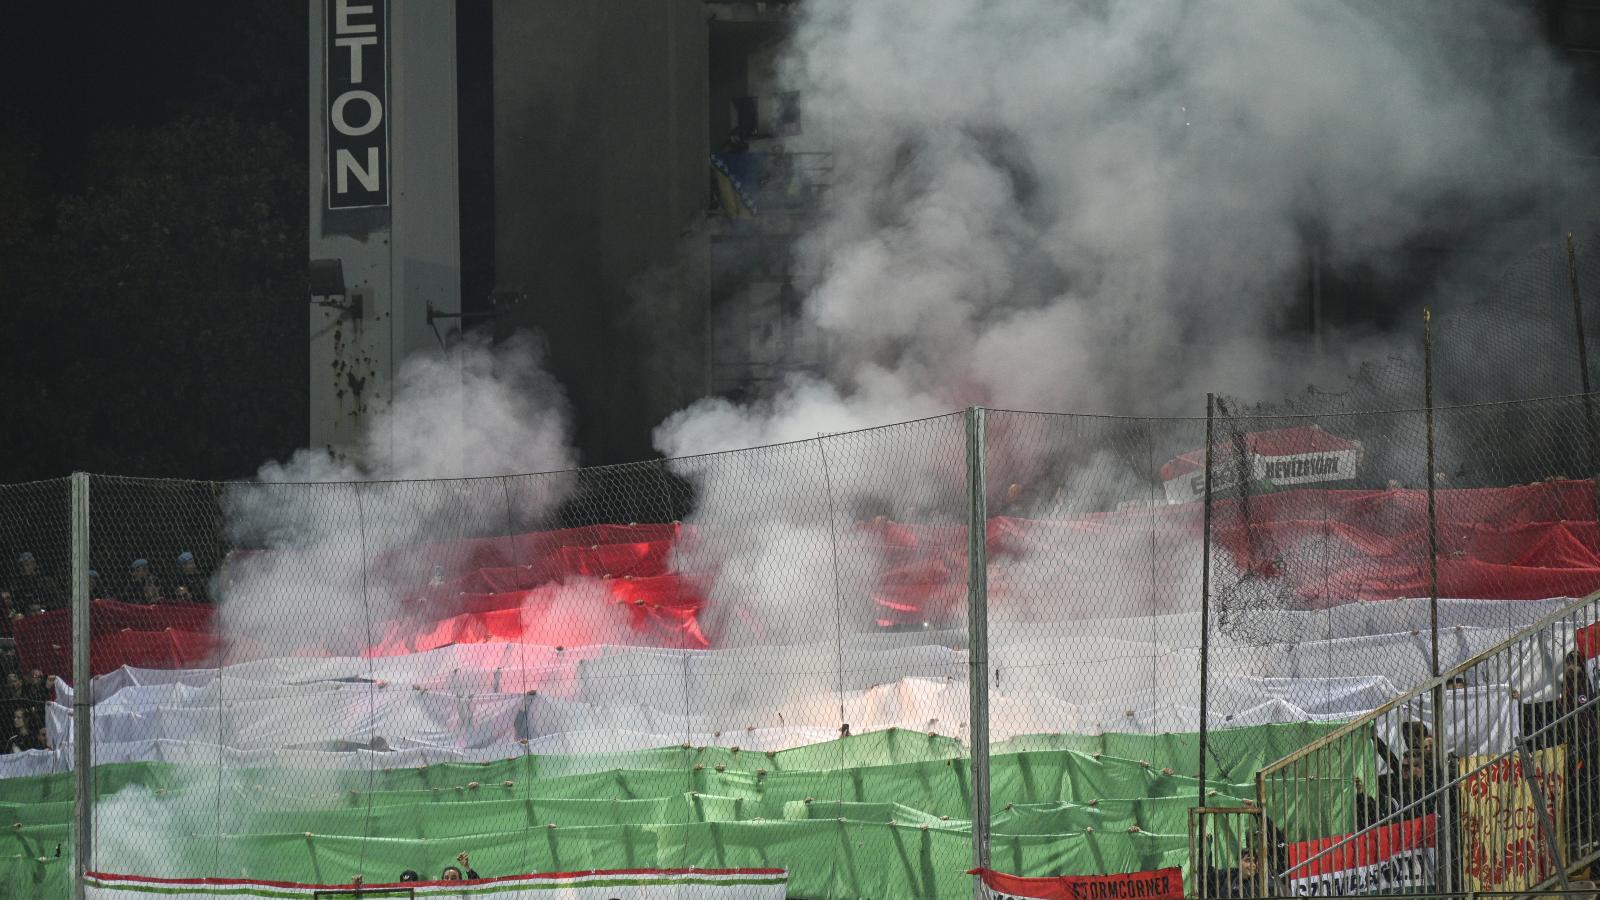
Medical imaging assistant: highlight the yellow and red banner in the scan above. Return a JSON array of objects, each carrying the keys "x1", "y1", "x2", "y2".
[{"x1": 1459, "y1": 747, "x2": 1567, "y2": 892}]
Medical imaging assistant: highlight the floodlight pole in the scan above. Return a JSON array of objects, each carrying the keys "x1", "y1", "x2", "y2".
[{"x1": 70, "y1": 472, "x2": 91, "y2": 900}]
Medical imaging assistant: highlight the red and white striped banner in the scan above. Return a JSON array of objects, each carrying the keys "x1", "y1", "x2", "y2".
[
  {"x1": 970, "y1": 866, "x2": 1183, "y2": 899},
  {"x1": 85, "y1": 868, "x2": 787, "y2": 899}
]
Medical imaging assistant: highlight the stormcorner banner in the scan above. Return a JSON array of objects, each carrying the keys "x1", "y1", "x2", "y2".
[
  {"x1": 1284, "y1": 814, "x2": 1436, "y2": 896},
  {"x1": 85, "y1": 869, "x2": 788, "y2": 899},
  {"x1": 969, "y1": 867, "x2": 1183, "y2": 900}
]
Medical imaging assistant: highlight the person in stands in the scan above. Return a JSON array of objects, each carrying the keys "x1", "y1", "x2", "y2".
[
  {"x1": 398, "y1": 871, "x2": 420, "y2": 882},
  {"x1": 23, "y1": 670, "x2": 49, "y2": 707},
  {"x1": 122, "y1": 559, "x2": 152, "y2": 603},
  {"x1": 1, "y1": 673, "x2": 23, "y2": 712},
  {"x1": 1561, "y1": 649, "x2": 1598, "y2": 850},
  {"x1": 11, "y1": 552, "x2": 64, "y2": 611},
  {"x1": 172, "y1": 551, "x2": 209, "y2": 602},
  {"x1": 1382, "y1": 748, "x2": 1435, "y2": 815},
  {"x1": 1374, "y1": 722, "x2": 1447, "y2": 813},
  {"x1": 139, "y1": 580, "x2": 167, "y2": 605},
  {"x1": 0, "y1": 674, "x2": 24, "y2": 733},
  {"x1": 442, "y1": 852, "x2": 480, "y2": 881},
  {"x1": 6, "y1": 709, "x2": 31, "y2": 754},
  {"x1": 1204, "y1": 847, "x2": 1261, "y2": 898},
  {"x1": 1353, "y1": 775, "x2": 1395, "y2": 829}
]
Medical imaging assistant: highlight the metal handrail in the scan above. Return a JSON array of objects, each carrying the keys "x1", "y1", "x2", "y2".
[
  {"x1": 1254, "y1": 586, "x2": 1600, "y2": 795},
  {"x1": 1249, "y1": 586, "x2": 1600, "y2": 897},
  {"x1": 1273, "y1": 694, "x2": 1600, "y2": 893}
]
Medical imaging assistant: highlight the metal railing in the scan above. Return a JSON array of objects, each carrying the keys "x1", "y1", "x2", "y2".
[{"x1": 1254, "y1": 587, "x2": 1600, "y2": 896}]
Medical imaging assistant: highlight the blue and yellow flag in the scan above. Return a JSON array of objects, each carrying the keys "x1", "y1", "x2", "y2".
[{"x1": 711, "y1": 153, "x2": 759, "y2": 218}]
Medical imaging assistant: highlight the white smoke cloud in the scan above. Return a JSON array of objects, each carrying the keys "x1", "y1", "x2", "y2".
[
  {"x1": 661, "y1": 0, "x2": 1566, "y2": 456},
  {"x1": 651, "y1": 1, "x2": 1577, "y2": 667},
  {"x1": 217, "y1": 333, "x2": 578, "y2": 661}
]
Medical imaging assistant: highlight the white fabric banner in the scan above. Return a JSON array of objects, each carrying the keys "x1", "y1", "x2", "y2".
[{"x1": 39, "y1": 594, "x2": 1570, "y2": 770}]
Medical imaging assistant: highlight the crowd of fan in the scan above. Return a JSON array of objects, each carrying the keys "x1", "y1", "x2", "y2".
[
  {"x1": 1202, "y1": 659, "x2": 1600, "y2": 897},
  {"x1": 0, "y1": 551, "x2": 212, "y2": 755}
]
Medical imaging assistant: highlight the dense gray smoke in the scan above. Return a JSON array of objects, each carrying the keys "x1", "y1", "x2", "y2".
[
  {"x1": 218, "y1": 334, "x2": 578, "y2": 659},
  {"x1": 652, "y1": 0, "x2": 1578, "y2": 658},
  {"x1": 659, "y1": 0, "x2": 1566, "y2": 455}
]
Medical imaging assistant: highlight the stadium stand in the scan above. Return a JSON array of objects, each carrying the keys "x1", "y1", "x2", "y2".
[{"x1": 5, "y1": 407, "x2": 1600, "y2": 897}]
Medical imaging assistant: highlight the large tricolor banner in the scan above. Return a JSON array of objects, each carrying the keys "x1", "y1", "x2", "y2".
[
  {"x1": 1284, "y1": 815, "x2": 1436, "y2": 896},
  {"x1": 969, "y1": 867, "x2": 1183, "y2": 899},
  {"x1": 85, "y1": 869, "x2": 787, "y2": 899}
]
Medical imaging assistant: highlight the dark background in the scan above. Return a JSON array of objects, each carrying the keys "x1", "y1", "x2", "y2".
[
  {"x1": 5, "y1": 2, "x2": 1600, "y2": 485},
  {"x1": 0, "y1": 2, "x2": 309, "y2": 482}
]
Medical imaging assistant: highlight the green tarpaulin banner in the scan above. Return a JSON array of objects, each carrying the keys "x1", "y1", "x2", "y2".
[{"x1": 0, "y1": 722, "x2": 1367, "y2": 899}]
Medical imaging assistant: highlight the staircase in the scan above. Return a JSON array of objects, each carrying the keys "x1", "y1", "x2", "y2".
[{"x1": 1213, "y1": 588, "x2": 1600, "y2": 897}]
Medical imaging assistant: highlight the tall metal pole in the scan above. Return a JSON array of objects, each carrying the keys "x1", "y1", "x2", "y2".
[
  {"x1": 965, "y1": 406, "x2": 991, "y2": 891},
  {"x1": 1570, "y1": 233, "x2": 1595, "y2": 400},
  {"x1": 1516, "y1": 736, "x2": 1571, "y2": 889},
  {"x1": 1567, "y1": 233, "x2": 1600, "y2": 525},
  {"x1": 1423, "y1": 309, "x2": 1452, "y2": 891},
  {"x1": 70, "y1": 472, "x2": 91, "y2": 899},
  {"x1": 1198, "y1": 393, "x2": 1215, "y2": 810},
  {"x1": 1424, "y1": 309, "x2": 1439, "y2": 680}
]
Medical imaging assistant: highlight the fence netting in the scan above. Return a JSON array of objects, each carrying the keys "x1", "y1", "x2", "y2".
[
  {"x1": 979, "y1": 411, "x2": 1214, "y2": 880},
  {"x1": 0, "y1": 477, "x2": 72, "y2": 894},
  {"x1": 1216, "y1": 393, "x2": 1600, "y2": 896},
  {"x1": 50, "y1": 414, "x2": 984, "y2": 898},
  {"x1": 0, "y1": 392, "x2": 1598, "y2": 897}
]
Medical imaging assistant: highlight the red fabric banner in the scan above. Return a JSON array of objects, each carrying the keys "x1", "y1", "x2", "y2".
[
  {"x1": 969, "y1": 866, "x2": 1182, "y2": 899},
  {"x1": 1285, "y1": 814, "x2": 1436, "y2": 895},
  {"x1": 19, "y1": 480, "x2": 1600, "y2": 682}
]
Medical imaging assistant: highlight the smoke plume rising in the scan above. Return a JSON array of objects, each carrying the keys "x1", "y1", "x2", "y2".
[
  {"x1": 661, "y1": 0, "x2": 1568, "y2": 455},
  {"x1": 654, "y1": 0, "x2": 1580, "y2": 656},
  {"x1": 218, "y1": 333, "x2": 580, "y2": 660}
]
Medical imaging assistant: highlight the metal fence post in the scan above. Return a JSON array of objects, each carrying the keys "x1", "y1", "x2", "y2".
[
  {"x1": 70, "y1": 472, "x2": 91, "y2": 900},
  {"x1": 1424, "y1": 309, "x2": 1440, "y2": 680},
  {"x1": 965, "y1": 406, "x2": 991, "y2": 890},
  {"x1": 1423, "y1": 309, "x2": 1454, "y2": 891},
  {"x1": 1567, "y1": 233, "x2": 1600, "y2": 527},
  {"x1": 1199, "y1": 393, "x2": 1215, "y2": 809}
]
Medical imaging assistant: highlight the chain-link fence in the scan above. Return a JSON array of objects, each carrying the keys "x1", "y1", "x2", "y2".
[
  {"x1": 0, "y1": 397, "x2": 1589, "y2": 898},
  {"x1": 1214, "y1": 391, "x2": 1600, "y2": 896},
  {"x1": 8, "y1": 301, "x2": 1600, "y2": 896},
  {"x1": 0, "y1": 477, "x2": 73, "y2": 897}
]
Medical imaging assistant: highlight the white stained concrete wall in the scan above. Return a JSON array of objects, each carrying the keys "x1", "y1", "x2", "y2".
[{"x1": 308, "y1": 0, "x2": 461, "y2": 468}]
